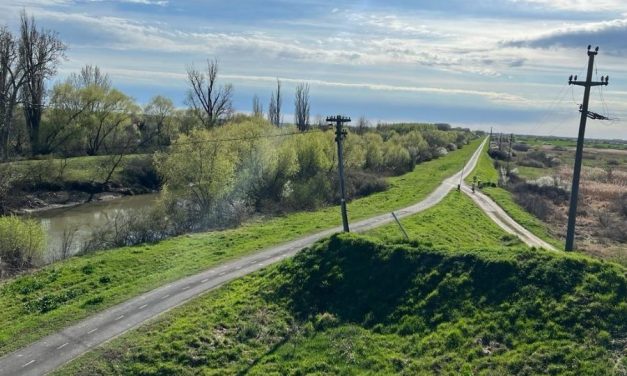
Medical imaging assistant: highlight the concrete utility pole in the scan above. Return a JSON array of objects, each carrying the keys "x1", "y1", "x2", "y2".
[
  {"x1": 565, "y1": 45, "x2": 610, "y2": 251},
  {"x1": 328, "y1": 115, "x2": 351, "y2": 232}
]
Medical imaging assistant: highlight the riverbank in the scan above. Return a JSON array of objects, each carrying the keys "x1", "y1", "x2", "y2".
[
  {"x1": 0, "y1": 139, "x2": 483, "y2": 357},
  {"x1": 1, "y1": 153, "x2": 159, "y2": 214}
]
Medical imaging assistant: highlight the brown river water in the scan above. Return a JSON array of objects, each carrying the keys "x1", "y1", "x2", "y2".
[{"x1": 29, "y1": 193, "x2": 159, "y2": 262}]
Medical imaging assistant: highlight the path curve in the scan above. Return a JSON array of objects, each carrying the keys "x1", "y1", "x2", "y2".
[
  {"x1": 0, "y1": 138, "x2": 487, "y2": 376},
  {"x1": 461, "y1": 185, "x2": 557, "y2": 251}
]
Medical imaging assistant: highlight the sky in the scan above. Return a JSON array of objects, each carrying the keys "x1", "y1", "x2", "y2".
[{"x1": 1, "y1": 0, "x2": 626, "y2": 140}]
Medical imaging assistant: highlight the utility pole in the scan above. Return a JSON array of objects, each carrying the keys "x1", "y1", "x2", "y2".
[
  {"x1": 507, "y1": 134, "x2": 513, "y2": 173},
  {"x1": 328, "y1": 115, "x2": 351, "y2": 232},
  {"x1": 489, "y1": 127, "x2": 493, "y2": 147},
  {"x1": 565, "y1": 45, "x2": 609, "y2": 251}
]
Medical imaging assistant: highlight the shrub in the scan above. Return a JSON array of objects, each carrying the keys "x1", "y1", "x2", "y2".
[
  {"x1": 489, "y1": 149, "x2": 509, "y2": 161},
  {"x1": 120, "y1": 157, "x2": 162, "y2": 190},
  {"x1": 516, "y1": 194, "x2": 551, "y2": 220},
  {"x1": 613, "y1": 193, "x2": 627, "y2": 218},
  {"x1": 518, "y1": 159, "x2": 545, "y2": 168},
  {"x1": 512, "y1": 143, "x2": 530, "y2": 152},
  {"x1": 0, "y1": 216, "x2": 45, "y2": 277}
]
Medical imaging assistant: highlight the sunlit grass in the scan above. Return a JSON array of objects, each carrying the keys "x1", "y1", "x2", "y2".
[{"x1": 0, "y1": 139, "x2": 482, "y2": 356}]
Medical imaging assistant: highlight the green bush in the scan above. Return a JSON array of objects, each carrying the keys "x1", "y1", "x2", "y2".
[{"x1": 0, "y1": 216, "x2": 45, "y2": 277}]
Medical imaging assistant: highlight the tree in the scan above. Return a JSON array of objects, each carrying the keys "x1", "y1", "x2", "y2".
[
  {"x1": 0, "y1": 27, "x2": 22, "y2": 161},
  {"x1": 356, "y1": 115, "x2": 369, "y2": 134},
  {"x1": 19, "y1": 11, "x2": 66, "y2": 156},
  {"x1": 294, "y1": 82, "x2": 310, "y2": 132},
  {"x1": 268, "y1": 79, "x2": 281, "y2": 127},
  {"x1": 143, "y1": 95, "x2": 175, "y2": 147},
  {"x1": 39, "y1": 81, "x2": 86, "y2": 154},
  {"x1": 83, "y1": 87, "x2": 136, "y2": 156},
  {"x1": 155, "y1": 128, "x2": 236, "y2": 213},
  {"x1": 252, "y1": 94, "x2": 263, "y2": 118},
  {"x1": 186, "y1": 59, "x2": 233, "y2": 128}
]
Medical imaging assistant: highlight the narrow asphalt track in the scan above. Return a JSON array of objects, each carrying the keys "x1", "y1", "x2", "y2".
[
  {"x1": 0, "y1": 137, "x2": 553, "y2": 375},
  {"x1": 461, "y1": 185, "x2": 557, "y2": 251}
]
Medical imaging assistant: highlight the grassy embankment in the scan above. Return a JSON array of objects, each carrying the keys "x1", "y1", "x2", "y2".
[
  {"x1": 0, "y1": 139, "x2": 482, "y2": 356},
  {"x1": 466, "y1": 140, "x2": 564, "y2": 250},
  {"x1": 367, "y1": 191, "x2": 523, "y2": 249},
  {"x1": 7, "y1": 154, "x2": 148, "y2": 186},
  {"x1": 55, "y1": 234, "x2": 627, "y2": 375}
]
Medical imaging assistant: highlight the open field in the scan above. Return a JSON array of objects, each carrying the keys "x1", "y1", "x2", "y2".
[
  {"x1": 0, "y1": 139, "x2": 482, "y2": 357},
  {"x1": 54, "y1": 234, "x2": 627, "y2": 376},
  {"x1": 477, "y1": 138, "x2": 627, "y2": 264},
  {"x1": 515, "y1": 135, "x2": 627, "y2": 151}
]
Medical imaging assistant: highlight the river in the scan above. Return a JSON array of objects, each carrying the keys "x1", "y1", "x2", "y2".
[{"x1": 30, "y1": 193, "x2": 160, "y2": 262}]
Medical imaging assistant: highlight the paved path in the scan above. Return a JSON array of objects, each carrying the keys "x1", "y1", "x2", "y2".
[
  {"x1": 461, "y1": 185, "x2": 557, "y2": 250},
  {"x1": 2, "y1": 138, "x2": 494, "y2": 376}
]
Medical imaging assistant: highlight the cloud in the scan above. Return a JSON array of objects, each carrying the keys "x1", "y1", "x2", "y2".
[
  {"x1": 503, "y1": 18, "x2": 627, "y2": 54},
  {"x1": 509, "y1": 0, "x2": 627, "y2": 12}
]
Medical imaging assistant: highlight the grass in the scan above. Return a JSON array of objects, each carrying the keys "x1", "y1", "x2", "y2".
[
  {"x1": 0, "y1": 138, "x2": 483, "y2": 357},
  {"x1": 366, "y1": 191, "x2": 524, "y2": 250},
  {"x1": 517, "y1": 135, "x2": 627, "y2": 150},
  {"x1": 7, "y1": 154, "x2": 148, "y2": 185},
  {"x1": 466, "y1": 140, "x2": 564, "y2": 250},
  {"x1": 54, "y1": 234, "x2": 627, "y2": 375}
]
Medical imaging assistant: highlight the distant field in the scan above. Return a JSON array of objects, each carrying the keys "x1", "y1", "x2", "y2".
[
  {"x1": 0, "y1": 139, "x2": 482, "y2": 357},
  {"x1": 54, "y1": 234, "x2": 627, "y2": 375},
  {"x1": 516, "y1": 135, "x2": 627, "y2": 150}
]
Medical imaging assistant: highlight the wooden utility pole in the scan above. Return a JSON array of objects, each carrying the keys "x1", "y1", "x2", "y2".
[
  {"x1": 507, "y1": 134, "x2": 513, "y2": 173},
  {"x1": 328, "y1": 115, "x2": 351, "y2": 232},
  {"x1": 565, "y1": 45, "x2": 609, "y2": 251}
]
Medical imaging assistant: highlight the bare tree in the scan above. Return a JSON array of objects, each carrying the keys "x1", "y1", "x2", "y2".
[
  {"x1": 19, "y1": 12, "x2": 65, "y2": 156},
  {"x1": 186, "y1": 59, "x2": 233, "y2": 128},
  {"x1": 294, "y1": 82, "x2": 310, "y2": 132},
  {"x1": 268, "y1": 79, "x2": 281, "y2": 127},
  {"x1": 0, "y1": 27, "x2": 22, "y2": 161},
  {"x1": 252, "y1": 94, "x2": 263, "y2": 118},
  {"x1": 356, "y1": 115, "x2": 369, "y2": 134}
]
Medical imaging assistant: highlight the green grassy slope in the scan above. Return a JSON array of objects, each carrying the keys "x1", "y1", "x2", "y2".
[
  {"x1": 8, "y1": 154, "x2": 148, "y2": 185},
  {"x1": 366, "y1": 191, "x2": 523, "y2": 249},
  {"x1": 0, "y1": 139, "x2": 482, "y2": 356},
  {"x1": 56, "y1": 234, "x2": 627, "y2": 375}
]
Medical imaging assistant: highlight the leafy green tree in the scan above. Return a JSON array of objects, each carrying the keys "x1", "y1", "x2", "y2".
[
  {"x1": 155, "y1": 128, "x2": 236, "y2": 212},
  {"x1": 143, "y1": 95, "x2": 176, "y2": 147}
]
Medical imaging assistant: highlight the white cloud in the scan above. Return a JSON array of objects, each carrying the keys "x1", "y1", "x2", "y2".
[{"x1": 510, "y1": 0, "x2": 627, "y2": 12}]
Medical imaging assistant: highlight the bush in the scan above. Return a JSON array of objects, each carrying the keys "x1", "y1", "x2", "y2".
[
  {"x1": 513, "y1": 191, "x2": 552, "y2": 220},
  {"x1": 489, "y1": 149, "x2": 509, "y2": 161},
  {"x1": 0, "y1": 216, "x2": 45, "y2": 277},
  {"x1": 518, "y1": 158, "x2": 545, "y2": 168},
  {"x1": 120, "y1": 157, "x2": 161, "y2": 190},
  {"x1": 613, "y1": 193, "x2": 627, "y2": 218},
  {"x1": 512, "y1": 143, "x2": 530, "y2": 152}
]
